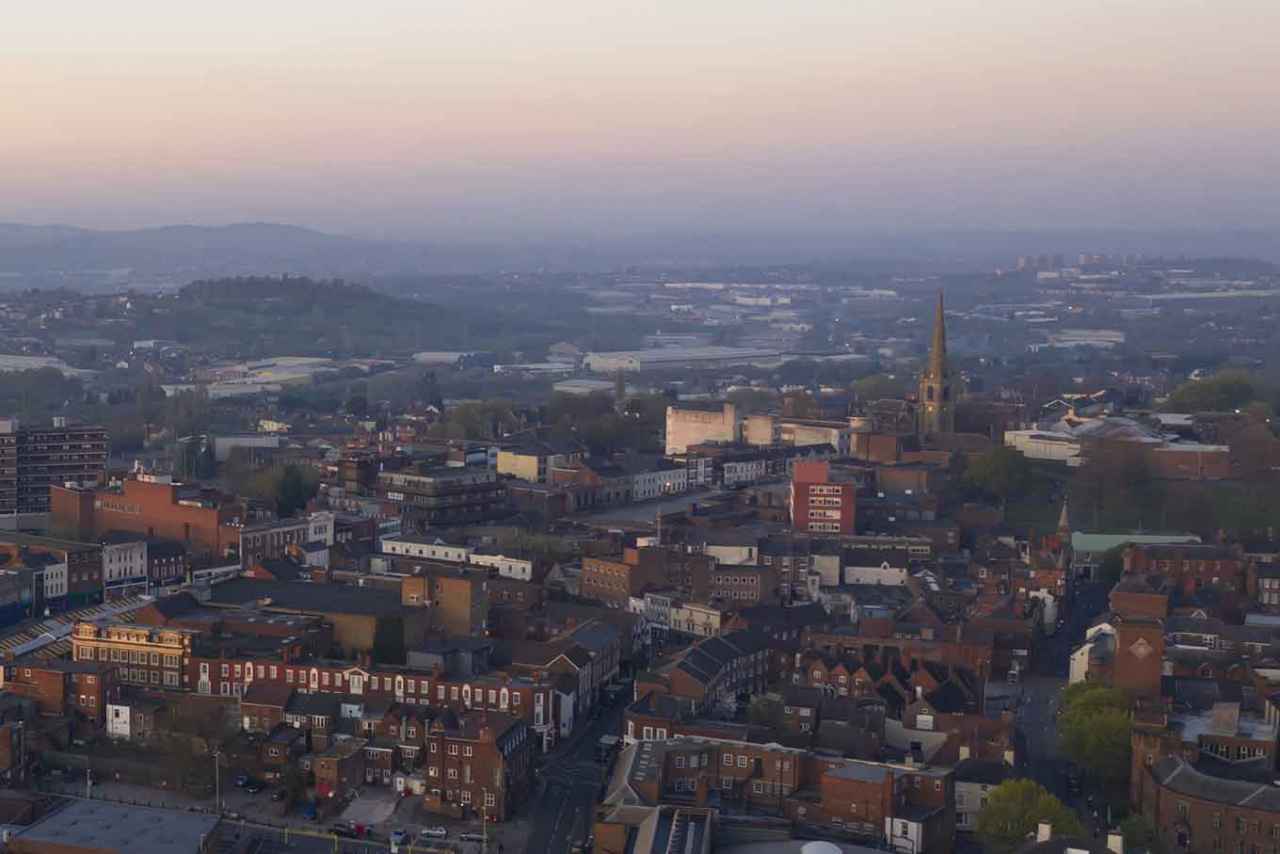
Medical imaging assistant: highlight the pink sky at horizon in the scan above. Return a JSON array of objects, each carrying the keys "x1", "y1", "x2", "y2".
[{"x1": 3, "y1": 1, "x2": 1277, "y2": 239}]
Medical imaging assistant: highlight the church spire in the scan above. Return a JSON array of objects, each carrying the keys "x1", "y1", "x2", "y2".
[
  {"x1": 1057, "y1": 498, "x2": 1072, "y2": 536},
  {"x1": 918, "y1": 289, "x2": 955, "y2": 437},
  {"x1": 929, "y1": 289, "x2": 947, "y2": 376}
]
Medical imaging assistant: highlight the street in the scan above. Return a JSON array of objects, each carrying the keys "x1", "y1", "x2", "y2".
[
  {"x1": 523, "y1": 695, "x2": 628, "y2": 854},
  {"x1": 1015, "y1": 581, "x2": 1110, "y2": 822}
]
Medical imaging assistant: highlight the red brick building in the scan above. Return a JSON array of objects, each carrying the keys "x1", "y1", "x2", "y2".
[
  {"x1": 422, "y1": 711, "x2": 533, "y2": 822},
  {"x1": 1123, "y1": 544, "x2": 1247, "y2": 597},
  {"x1": 1136, "y1": 754, "x2": 1280, "y2": 853},
  {"x1": 789, "y1": 461, "x2": 856, "y2": 535},
  {"x1": 1, "y1": 659, "x2": 118, "y2": 722},
  {"x1": 51, "y1": 474, "x2": 244, "y2": 559}
]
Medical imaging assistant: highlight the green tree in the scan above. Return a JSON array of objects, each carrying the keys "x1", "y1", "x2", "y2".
[
  {"x1": 726, "y1": 388, "x2": 777, "y2": 415},
  {"x1": 976, "y1": 779, "x2": 1084, "y2": 854},
  {"x1": 1097, "y1": 545, "x2": 1126, "y2": 586},
  {"x1": 851, "y1": 373, "x2": 902, "y2": 402},
  {"x1": 276, "y1": 465, "x2": 318, "y2": 517},
  {"x1": 1164, "y1": 370, "x2": 1261, "y2": 412},
  {"x1": 965, "y1": 446, "x2": 1033, "y2": 502},
  {"x1": 1118, "y1": 814, "x2": 1165, "y2": 854},
  {"x1": 1058, "y1": 682, "x2": 1132, "y2": 784}
]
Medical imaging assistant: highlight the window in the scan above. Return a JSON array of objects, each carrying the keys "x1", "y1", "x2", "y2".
[
  {"x1": 752, "y1": 781, "x2": 763, "y2": 794},
  {"x1": 429, "y1": 766, "x2": 439, "y2": 777},
  {"x1": 449, "y1": 744, "x2": 459, "y2": 755},
  {"x1": 431, "y1": 743, "x2": 438, "y2": 753},
  {"x1": 448, "y1": 768, "x2": 458, "y2": 779},
  {"x1": 723, "y1": 754, "x2": 733, "y2": 767},
  {"x1": 221, "y1": 664, "x2": 229, "y2": 677},
  {"x1": 737, "y1": 756, "x2": 748, "y2": 768},
  {"x1": 675, "y1": 756, "x2": 685, "y2": 768},
  {"x1": 485, "y1": 792, "x2": 496, "y2": 807},
  {"x1": 512, "y1": 693, "x2": 520, "y2": 705}
]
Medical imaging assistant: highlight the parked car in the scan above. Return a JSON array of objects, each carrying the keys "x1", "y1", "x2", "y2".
[
  {"x1": 329, "y1": 824, "x2": 358, "y2": 839},
  {"x1": 391, "y1": 830, "x2": 408, "y2": 853},
  {"x1": 459, "y1": 832, "x2": 485, "y2": 842},
  {"x1": 270, "y1": 789, "x2": 287, "y2": 802},
  {"x1": 233, "y1": 774, "x2": 250, "y2": 788},
  {"x1": 420, "y1": 826, "x2": 449, "y2": 839},
  {"x1": 245, "y1": 780, "x2": 265, "y2": 794}
]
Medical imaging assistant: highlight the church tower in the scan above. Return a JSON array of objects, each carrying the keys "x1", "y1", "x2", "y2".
[{"x1": 918, "y1": 290, "x2": 955, "y2": 436}]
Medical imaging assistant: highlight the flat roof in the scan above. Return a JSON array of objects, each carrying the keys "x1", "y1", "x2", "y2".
[
  {"x1": 1071, "y1": 532, "x2": 1200, "y2": 553},
  {"x1": 12, "y1": 799, "x2": 219, "y2": 854}
]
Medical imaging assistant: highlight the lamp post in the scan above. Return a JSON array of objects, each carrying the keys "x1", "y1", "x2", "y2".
[{"x1": 213, "y1": 751, "x2": 221, "y2": 813}]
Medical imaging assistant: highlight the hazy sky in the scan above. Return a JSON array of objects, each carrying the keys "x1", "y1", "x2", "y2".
[{"x1": 3, "y1": 1, "x2": 1278, "y2": 241}]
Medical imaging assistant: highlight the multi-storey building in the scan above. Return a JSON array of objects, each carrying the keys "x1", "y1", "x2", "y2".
[
  {"x1": 379, "y1": 467, "x2": 508, "y2": 532},
  {"x1": 790, "y1": 461, "x2": 856, "y2": 535},
  {"x1": 71, "y1": 621, "x2": 196, "y2": 691},
  {"x1": 237, "y1": 516, "x2": 311, "y2": 569},
  {"x1": 635, "y1": 631, "x2": 770, "y2": 716},
  {"x1": 0, "y1": 417, "x2": 107, "y2": 519},
  {"x1": 582, "y1": 555, "x2": 654, "y2": 606},
  {"x1": 0, "y1": 534, "x2": 102, "y2": 608},
  {"x1": 1, "y1": 658, "x2": 118, "y2": 723},
  {"x1": 180, "y1": 649, "x2": 562, "y2": 750},
  {"x1": 605, "y1": 737, "x2": 956, "y2": 853},
  {"x1": 51, "y1": 473, "x2": 245, "y2": 558},
  {"x1": 422, "y1": 711, "x2": 533, "y2": 822},
  {"x1": 100, "y1": 533, "x2": 148, "y2": 600}
]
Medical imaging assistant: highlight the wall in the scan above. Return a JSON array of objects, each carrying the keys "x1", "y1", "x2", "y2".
[{"x1": 665, "y1": 404, "x2": 737, "y2": 455}]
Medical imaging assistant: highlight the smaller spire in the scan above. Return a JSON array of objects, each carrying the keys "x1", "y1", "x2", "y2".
[{"x1": 1057, "y1": 499, "x2": 1071, "y2": 535}]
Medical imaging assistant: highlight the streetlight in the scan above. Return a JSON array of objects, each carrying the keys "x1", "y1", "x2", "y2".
[{"x1": 213, "y1": 751, "x2": 221, "y2": 813}]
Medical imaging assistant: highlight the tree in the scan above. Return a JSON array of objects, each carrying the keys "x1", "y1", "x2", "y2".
[
  {"x1": 1058, "y1": 682, "x2": 1132, "y2": 784},
  {"x1": 1097, "y1": 546, "x2": 1126, "y2": 586},
  {"x1": 1164, "y1": 370, "x2": 1261, "y2": 412},
  {"x1": 965, "y1": 446, "x2": 1033, "y2": 502},
  {"x1": 976, "y1": 779, "x2": 1085, "y2": 854},
  {"x1": 1119, "y1": 814, "x2": 1166, "y2": 854},
  {"x1": 276, "y1": 465, "x2": 318, "y2": 517},
  {"x1": 726, "y1": 388, "x2": 776, "y2": 415},
  {"x1": 851, "y1": 373, "x2": 902, "y2": 402}
]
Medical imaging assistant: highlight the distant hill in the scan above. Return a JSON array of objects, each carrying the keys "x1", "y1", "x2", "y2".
[
  {"x1": 0, "y1": 222, "x2": 1277, "y2": 289},
  {"x1": 0, "y1": 222, "x2": 506, "y2": 287}
]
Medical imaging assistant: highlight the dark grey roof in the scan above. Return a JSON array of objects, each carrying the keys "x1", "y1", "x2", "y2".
[
  {"x1": 210, "y1": 578, "x2": 406, "y2": 616},
  {"x1": 954, "y1": 758, "x2": 1014, "y2": 786},
  {"x1": 286, "y1": 692, "x2": 340, "y2": 717},
  {"x1": 1151, "y1": 755, "x2": 1280, "y2": 811}
]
